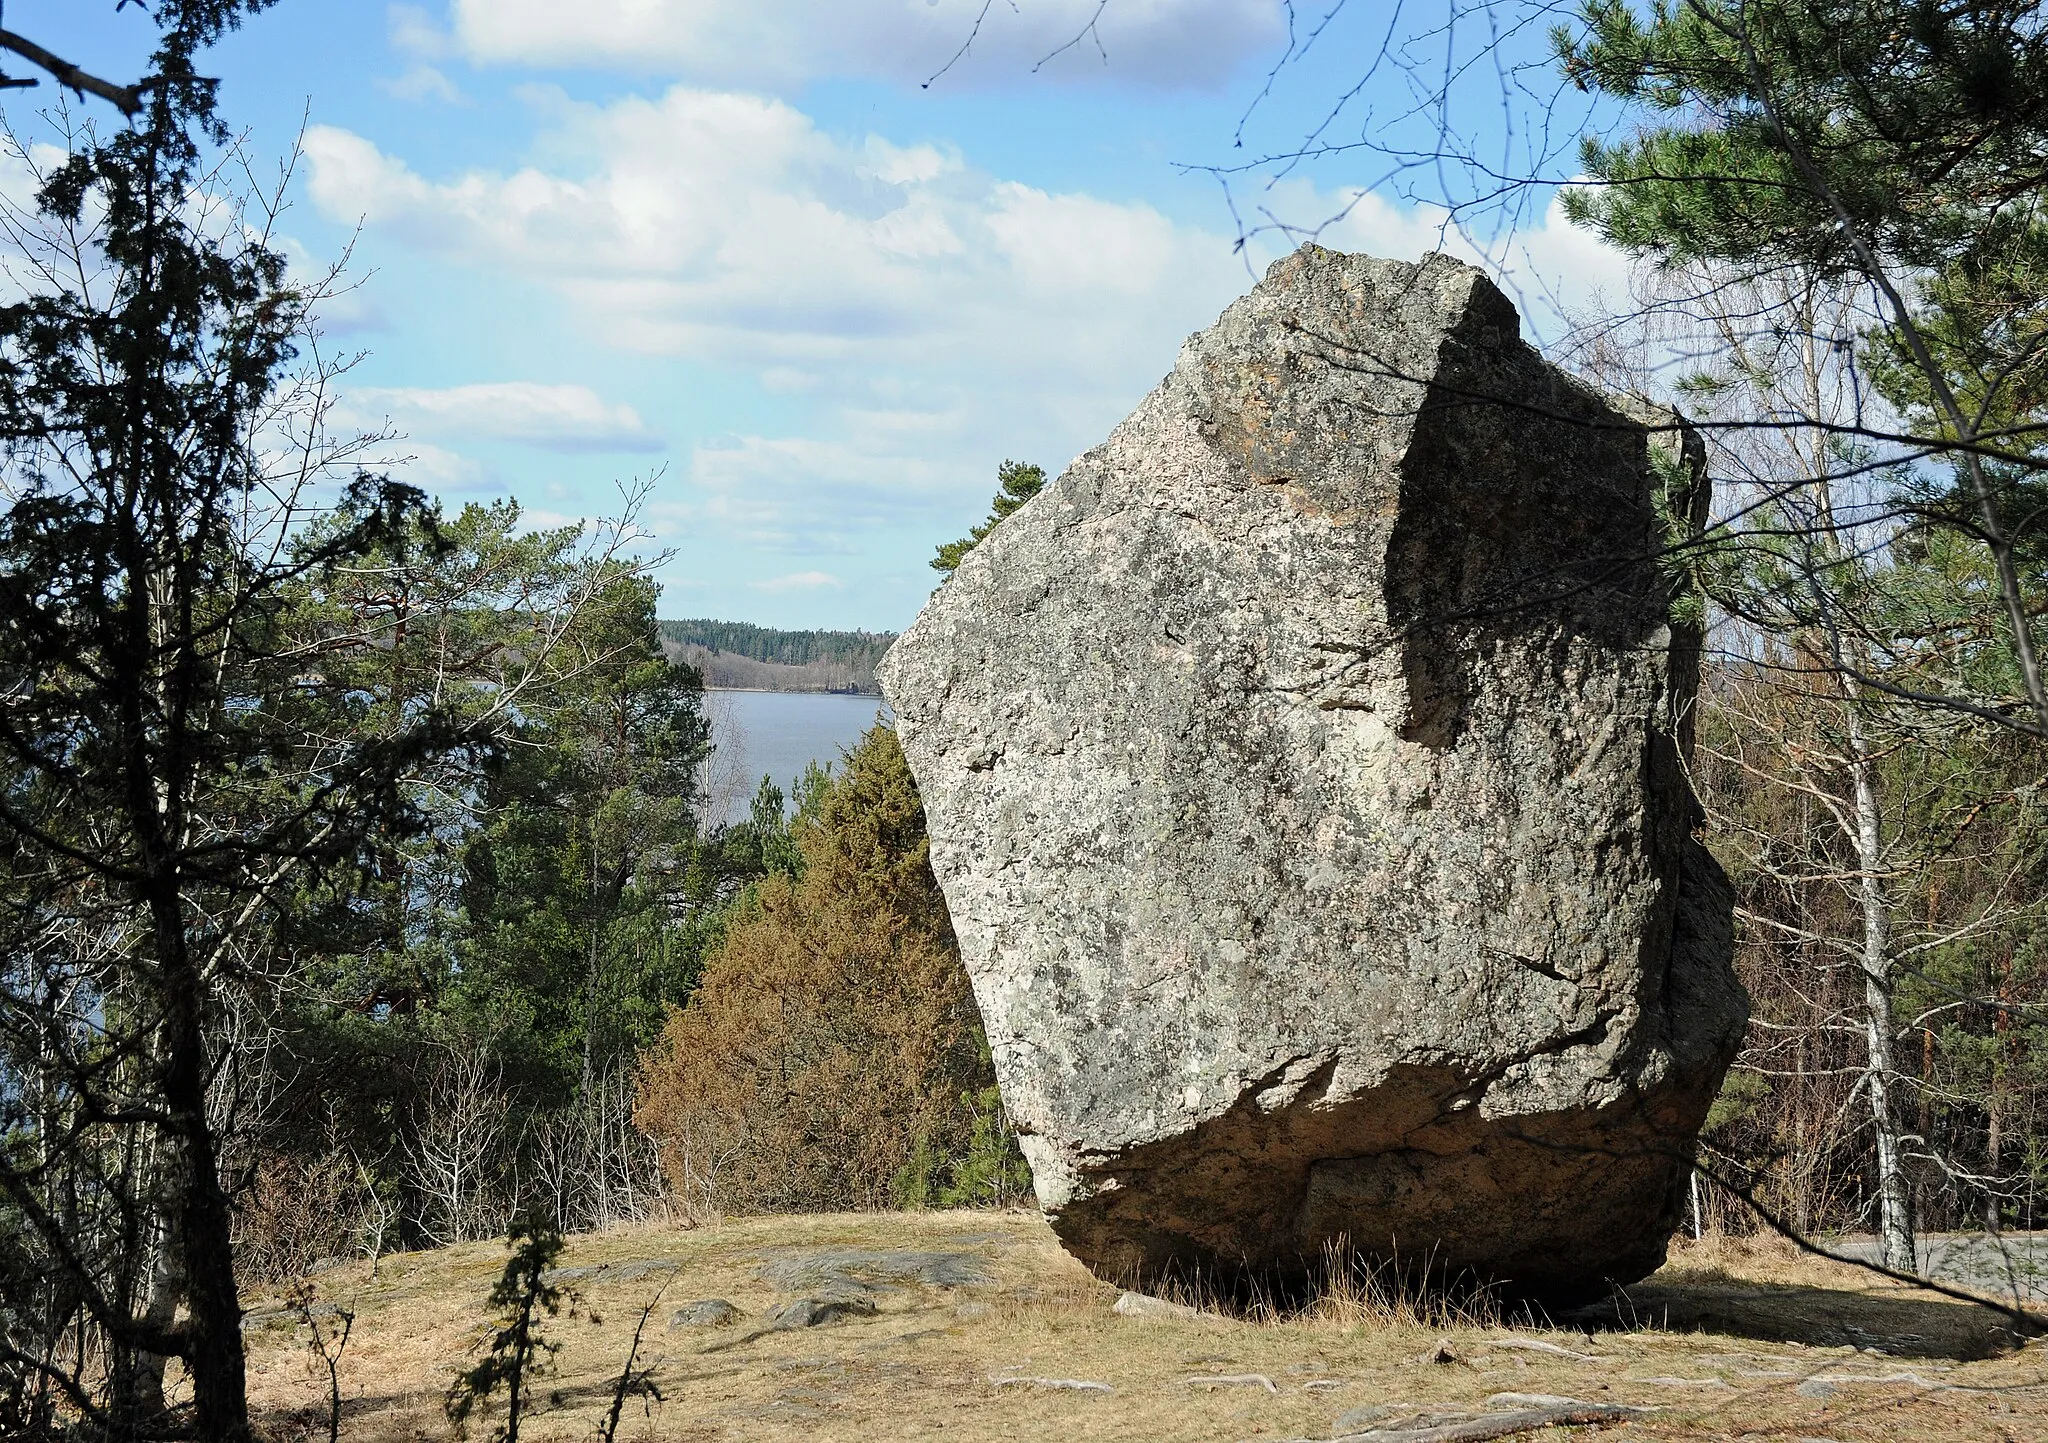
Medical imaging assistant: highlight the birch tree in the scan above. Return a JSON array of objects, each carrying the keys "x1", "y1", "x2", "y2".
[{"x1": 1570, "y1": 259, "x2": 2046, "y2": 1264}]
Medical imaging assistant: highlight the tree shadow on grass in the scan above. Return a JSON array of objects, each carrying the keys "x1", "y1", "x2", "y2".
[
  {"x1": 255, "y1": 1370, "x2": 751, "y2": 1443},
  {"x1": 1559, "y1": 1274, "x2": 2024, "y2": 1361}
]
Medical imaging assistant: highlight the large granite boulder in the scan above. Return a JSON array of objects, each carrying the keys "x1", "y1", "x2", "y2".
[{"x1": 878, "y1": 247, "x2": 1746, "y2": 1301}]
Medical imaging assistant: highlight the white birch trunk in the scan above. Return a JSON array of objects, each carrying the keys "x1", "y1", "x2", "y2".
[{"x1": 1845, "y1": 704, "x2": 1914, "y2": 1272}]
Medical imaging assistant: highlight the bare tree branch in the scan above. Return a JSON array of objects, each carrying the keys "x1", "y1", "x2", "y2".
[{"x1": 0, "y1": 29, "x2": 144, "y2": 117}]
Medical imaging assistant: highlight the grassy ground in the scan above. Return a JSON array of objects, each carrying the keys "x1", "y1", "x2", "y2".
[{"x1": 238, "y1": 1210, "x2": 2048, "y2": 1442}]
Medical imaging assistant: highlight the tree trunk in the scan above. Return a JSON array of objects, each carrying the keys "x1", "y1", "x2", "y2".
[
  {"x1": 582, "y1": 839, "x2": 634, "y2": 1100},
  {"x1": 115, "y1": 1209, "x2": 181, "y2": 1434},
  {"x1": 1988, "y1": 952, "x2": 2012, "y2": 1233},
  {"x1": 152, "y1": 890, "x2": 251, "y2": 1443},
  {"x1": 1846, "y1": 723, "x2": 1914, "y2": 1272},
  {"x1": 582, "y1": 851, "x2": 601, "y2": 1100}
]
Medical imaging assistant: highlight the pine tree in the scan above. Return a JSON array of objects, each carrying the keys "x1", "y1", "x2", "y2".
[
  {"x1": 931, "y1": 461, "x2": 1047, "y2": 576},
  {"x1": 1557, "y1": 0, "x2": 2048, "y2": 735}
]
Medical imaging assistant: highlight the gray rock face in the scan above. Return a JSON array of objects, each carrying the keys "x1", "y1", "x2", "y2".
[
  {"x1": 755, "y1": 1247, "x2": 992, "y2": 1292},
  {"x1": 540, "y1": 1257, "x2": 678, "y2": 1288},
  {"x1": 878, "y1": 247, "x2": 1747, "y2": 1300},
  {"x1": 760, "y1": 1295, "x2": 878, "y2": 1330},
  {"x1": 668, "y1": 1298, "x2": 743, "y2": 1331}
]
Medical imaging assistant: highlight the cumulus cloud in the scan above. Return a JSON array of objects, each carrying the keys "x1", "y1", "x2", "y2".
[
  {"x1": 304, "y1": 86, "x2": 1629, "y2": 551},
  {"x1": 358, "y1": 440, "x2": 494, "y2": 496},
  {"x1": 338, "y1": 382, "x2": 662, "y2": 453},
  {"x1": 389, "y1": 4, "x2": 454, "y2": 60},
  {"x1": 655, "y1": 432, "x2": 969, "y2": 551},
  {"x1": 306, "y1": 94, "x2": 1208, "y2": 376},
  {"x1": 304, "y1": 89, "x2": 1254, "y2": 541},
  {"x1": 381, "y1": 65, "x2": 468, "y2": 105},
  {"x1": 380, "y1": 4, "x2": 470, "y2": 103},
  {"x1": 448, "y1": 0, "x2": 1281, "y2": 90}
]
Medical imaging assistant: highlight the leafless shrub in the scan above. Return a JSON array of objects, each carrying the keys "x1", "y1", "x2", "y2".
[
  {"x1": 236, "y1": 1151, "x2": 371, "y2": 1284},
  {"x1": 522, "y1": 1068, "x2": 672, "y2": 1234},
  {"x1": 406, "y1": 1044, "x2": 513, "y2": 1247},
  {"x1": 632, "y1": 1115, "x2": 741, "y2": 1229}
]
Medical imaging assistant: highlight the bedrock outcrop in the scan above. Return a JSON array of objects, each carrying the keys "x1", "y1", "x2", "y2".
[{"x1": 878, "y1": 247, "x2": 1747, "y2": 1301}]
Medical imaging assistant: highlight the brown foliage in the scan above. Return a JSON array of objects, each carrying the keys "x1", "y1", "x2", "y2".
[
  {"x1": 235, "y1": 1150, "x2": 370, "y2": 1283},
  {"x1": 634, "y1": 725, "x2": 987, "y2": 1213}
]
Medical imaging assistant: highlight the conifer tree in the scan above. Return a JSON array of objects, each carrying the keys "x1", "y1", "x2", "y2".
[
  {"x1": 1557, "y1": 0, "x2": 2048, "y2": 735},
  {"x1": 931, "y1": 460, "x2": 1047, "y2": 576},
  {"x1": 635, "y1": 726, "x2": 1003, "y2": 1214},
  {"x1": 0, "y1": 4, "x2": 474, "y2": 1434}
]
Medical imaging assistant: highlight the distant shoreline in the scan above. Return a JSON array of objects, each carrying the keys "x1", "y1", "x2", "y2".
[
  {"x1": 704, "y1": 686, "x2": 883, "y2": 698},
  {"x1": 659, "y1": 619, "x2": 892, "y2": 696}
]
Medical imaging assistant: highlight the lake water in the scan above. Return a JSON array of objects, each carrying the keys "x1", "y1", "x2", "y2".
[{"x1": 701, "y1": 689, "x2": 891, "y2": 821}]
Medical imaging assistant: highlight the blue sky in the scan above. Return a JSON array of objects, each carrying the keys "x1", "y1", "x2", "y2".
[{"x1": 7, "y1": 1, "x2": 1627, "y2": 631}]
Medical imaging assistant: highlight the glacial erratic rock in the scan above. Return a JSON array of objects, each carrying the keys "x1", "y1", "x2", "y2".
[{"x1": 878, "y1": 247, "x2": 1747, "y2": 1301}]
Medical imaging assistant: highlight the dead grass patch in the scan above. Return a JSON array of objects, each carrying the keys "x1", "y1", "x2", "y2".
[{"x1": 245, "y1": 1214, "x2": 2048, "y2": 1443}]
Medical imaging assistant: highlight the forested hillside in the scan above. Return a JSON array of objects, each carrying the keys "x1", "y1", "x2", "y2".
[
  {"x1": 659, "y1": 618, "x2": 895, "y2": 693},
  {"x1": 0, "y1": 19, "x2": 1008, "y2": 1431}
]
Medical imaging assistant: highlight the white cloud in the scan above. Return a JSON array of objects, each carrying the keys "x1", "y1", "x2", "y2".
[
  {"x1": 449, "y1": 0, "x2": 1281, "y2": 90},
  {"x1": 384, "y1": 7, "x2": 469, "y2": 103},
  {"x1": 304, "y1": 89, "x2": 1253, "y2": 542},
  {"x1": 511, "y1": 506, "x2": 587, "y2": 533},
  {"x1": 339, "y1": 382, "x2": 662, "y2": 453},
  {"x1": 304, "y1": 88, "x2": 1630, "y2": 552},
  {"x1": 654, "y1": 432, "x2": 968, "y2": 551},
  {"x1": 381, "y1": 65, "x2": 469, "y2": 105},
  {"x1": 389, "y1": 4, "x2": 454, "y2": 60},
  {"x1": 753, "y1": 570, "x2": 843, "y2": 592},
  {"x1": 303, "y1": 88, "x2": 1245, "y2": 372},
  {"x1": 362, "y1": 441, "x2": 493, "y2": 495}
]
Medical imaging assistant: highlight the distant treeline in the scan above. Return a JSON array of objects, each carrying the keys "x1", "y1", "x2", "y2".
[{"x1": 658, "y1": 618, "x2": 897, "y2": 693}]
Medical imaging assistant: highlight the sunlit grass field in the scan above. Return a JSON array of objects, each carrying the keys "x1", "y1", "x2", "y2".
[{"x1": 234, "y1": 1210, "x2": 2047, "y2": 1442}]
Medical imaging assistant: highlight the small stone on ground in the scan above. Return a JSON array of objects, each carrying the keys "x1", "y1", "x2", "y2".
[
  {"x1": 762, "y1": 1296, "x2": 880, "y2": 1330},
  {"x1": 1112, "y1": 1290, "x2": 1203, "y2": 1320},
  {"x1": 668, "y1": 1298, "x2": 742, "y2": 1330}
]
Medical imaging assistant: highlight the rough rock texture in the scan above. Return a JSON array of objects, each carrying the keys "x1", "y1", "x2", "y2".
[
  {"x1": 878, "y1": 247, "x2": 1748, "y2": 1300},
  {"x1": 759, "y1": 1295, "x2": 878, "y2": 1330},
  {"x1": 668, "y1": 1299, "x2": 743, "y2": 1331},
  {"x1": 755, "y1": 1248, "x2": 992, "y2": 1292},
  {"x1": 540, "y1": 1258, "x2": 677, "y2": 1287}
]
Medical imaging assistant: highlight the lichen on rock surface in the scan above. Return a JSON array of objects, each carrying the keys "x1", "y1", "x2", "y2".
[{"x1": 878, "y1": 246, "x2": 1747, "y2": 1302}]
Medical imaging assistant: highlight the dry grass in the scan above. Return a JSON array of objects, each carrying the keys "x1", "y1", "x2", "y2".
[{"x1": 241, "y1": 1212, "x2": 2048, "y2": 1443}]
